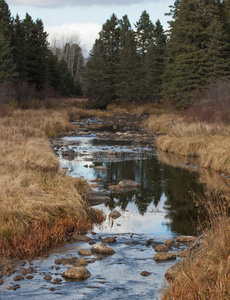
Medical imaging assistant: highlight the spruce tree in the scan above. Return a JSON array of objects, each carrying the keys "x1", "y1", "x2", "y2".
[
  {"x1": 135, "y1": 11, "x2": 155, "y2": 57},
  {"x1": 86, "y1": 14, "x2": 120, "y2": 107},
  {"x1": 23, "y1": 14, "x2": 48, "y2": 90},
  {"x1": 162, "y1": 0, "x2": 226, "y2": 108},
  {"x1": 0, "y1": 0, "x2": 17, "y2": 86},
  {"x1": 145, "y1": 20, "x2": 167, "y2": 102},
  {"x1": 116, "y1": 28, "x2": 140, "y2": 103}
]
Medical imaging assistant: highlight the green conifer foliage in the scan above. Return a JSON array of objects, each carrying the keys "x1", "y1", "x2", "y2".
[
  {"x1": 135, "y1": 10, "x2": 155, "y2": 57},
  {"x1": 162, "y1": 0, "x2": 229, "y2": 108}
]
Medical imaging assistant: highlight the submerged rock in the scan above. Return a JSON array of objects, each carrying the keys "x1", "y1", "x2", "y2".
[
  {"x1": 62, "y1": 267, "x2": 91, "y2": 280},
  {"x1": 102, "y1": 237, "x2": 117, "y2": 243},
  {"x1": 154, "y1": 252, "x2": 176, "y2": 262},
  {"x1": 109, "y1": 210, "x2": 121, "y2": 219},
  {"x1": 118, "y1": 180, "x2": 140, "y2": 188},
  {"x1": 13, "y1": 275, "x2": 24, "y2": 281},
  {"x1": 71, "y1": 234, "x2": 92, "y2": 242},
  {"x1": 44, "y1": 274, "x2": 52, "y2": 281},
  {"x1": 91, "y1": 243, "x2": 115, "y2": 255},
  {"x1": 75, "y1": 258, "x2": 88, "y2": 266},
  {"x1": 141, "y1": 271, "x2": 151, "y2": 277},
  {"x1": 94, "y1": 166, "x2": 107, "y2": 171},
  {"x1": 164, "y1": 239, "x2": 175, "y2": 247},
  {"x1": 154, "y1": 245, "x2": 170, "y2": 252},
  {"x1": 87, "y1": 192, "x2": 110, "y2": 206},
  {"x1": 78, "y1": 249, "x2": 92, "y2": 256}
]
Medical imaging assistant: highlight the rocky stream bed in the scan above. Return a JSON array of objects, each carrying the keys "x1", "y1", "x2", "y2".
[{"x1": 0, "y1": 113, "x2": 205, "y2": 299}]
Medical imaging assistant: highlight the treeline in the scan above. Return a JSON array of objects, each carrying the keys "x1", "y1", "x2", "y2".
[
  {"x1": 0, "y1": 0, "x2": 84, "y2": 107},
  {"x1": 86, "y1": 1, "x2": 230, "y2": 109}
]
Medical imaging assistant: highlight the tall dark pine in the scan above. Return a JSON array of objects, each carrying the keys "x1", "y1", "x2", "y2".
[
  {"x1": 135, "y1": 10, "x2": 155, "y2": 58},
  {"x1": 116, "y1": 16, "x2": 140, "y2": 103},
  {"x1": 162, "y1": 0, "x2": 227, "y2": 108},
  {"x1": 0, "y1": 0, "x2": 17, "y2": 86},
  {"x1": 145, "y1": 19, "x2": 167, "y2": 102},
  {"x1": 23, "y1": 14, "x2": 48, "y2": 91},
  {"x1": 86, "y1": 14, "x2": 120, "y2": 107}
]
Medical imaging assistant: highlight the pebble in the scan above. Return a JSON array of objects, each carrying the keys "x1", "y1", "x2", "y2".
[{"x1": 44, "y1": 274, "x2": 52, "y2": 280}]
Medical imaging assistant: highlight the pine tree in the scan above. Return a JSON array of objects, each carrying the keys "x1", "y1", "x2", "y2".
[
  {"x1": 0, "y1": 0, "x2": 17, "y2": 86},
  {"x1": 135, "y1": 11, "x2": 155, "y2": 57},
  {"x1": 86, "y1": 14, "x2": 120, "y2": 107},
  {"x1": 145, "y1": 20, "x2": 167, "y2": 102},
  {"x1": 162, "y1": 0, "x2": 226, "y2": 108},
  {"x1": 11, "y1": 15, "x2": 27, "y2": 81},
  {"x1": 23, "y1": 14, "x2": 48, "y2": 90},
  {"x1": 116, "y1": 29, "x2": 140, "y2": 103},
  {"x1": 0, "y1": 33, "x2": 17, "y2": 85}
]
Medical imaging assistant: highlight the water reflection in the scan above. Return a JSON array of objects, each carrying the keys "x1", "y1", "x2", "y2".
[{"x1": 55, "y1": 135, "x2": 205, "y2": 236}]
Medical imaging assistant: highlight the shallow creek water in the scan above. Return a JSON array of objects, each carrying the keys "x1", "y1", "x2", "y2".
[{"x1": 1, "y1": 118, "x2": 206, "y2": 299}]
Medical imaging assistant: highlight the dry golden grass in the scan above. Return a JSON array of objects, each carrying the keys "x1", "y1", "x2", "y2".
[
  {"x1": 67, "y1": 107, "x2": 112, "y2": 121},
  {"x1": 0, "y1": 108, "x2": 103, "y2": 258},
  {"x1": 107, "y1": 102, "x2": 165, "y2": 115},
  {"x1": 146, "y1": 113, "x2": 230, "y2": 175},
  {"x1": 162, "y1": 194, "x2": 230, "y2": 300}
]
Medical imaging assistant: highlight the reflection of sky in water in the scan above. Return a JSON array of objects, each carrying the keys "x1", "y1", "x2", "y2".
[
  {"x1": 54, "y1": 134, "x2": 203, "y2": 236},
  {"x1": 94, "y1": 194, "x2": 173, "y2": 237}
]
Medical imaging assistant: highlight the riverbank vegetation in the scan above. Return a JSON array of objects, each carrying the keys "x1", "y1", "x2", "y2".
[
  {"x1": 0, "y1": 108, "x2": 104, "y2": 258},
  {"x1": 145, "y1": 81, "x2": 230, "y2": 175},
  {"x1": 162, "y1": 193, "x2": 230, "y2": 299}
]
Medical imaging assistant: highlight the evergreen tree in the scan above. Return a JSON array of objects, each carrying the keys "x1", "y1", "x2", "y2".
[
  {"x1": 23, "y1": 14, "x2": 48, "y2": 90},
  {"x1": 162, "y1": 0, "x2": 227, "y2": 108},
  {"x1": 0, "y1": 0, "x2": 17, "y2": 86},
  {"x1": 11, "y1": 15, "x2": 27, "y2": 81},
  {"x1": 145, "y1": 19, "x2": 167, "y2": 102},
  {"x1": 86, "y1": 14, "x2": 120, "y2": 107},
  {"x1": 86, "y1": 39, "x2": 108, "y2": 107},
  {"x1": 58, "y1": 58, "x2": 76, "y2": 96},
  {"x1": 135, "y1": 10, "x2": 155, "y2": 57},
  {"x1": 0, "y1": 33, "x2": 17, "y2": 85},
  {"x1": 116, "y1": 29, "x2": 140, "y2": 103}
]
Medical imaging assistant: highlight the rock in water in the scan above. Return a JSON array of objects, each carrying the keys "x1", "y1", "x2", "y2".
[
  {"x1": 109, "y1": 210, "x2": 121, "y2": 219},
  {"x1": 141, "y1": 271, "x2": 151, "y2": 277},
  {"x1": 154, "y1": 252, "x2": 176, "y2": 262},
  {"x1": 94, "y1": 166, "x2": 107, "y2": 171},
  {"x1": 118, "y1": 180, "x2": 140, "y2": 188},
  {"x1": 62, "y1": 267, "x2": 91, "y2": 280},
  {"x1": 164, "y1": 239, "x2": 175, "y2": 247},
  {"x1": 78, "y1": 249, "x2": 92, "y2": 256},
  {"x1": 154, "y1": 245, "x2": 170, "y2": 252},
  {"x1": 102, "y1": 237, "x2": 117, "y2": 243},
  {"x1": 91, "y1": 243, "x2": 115, "y2": 255}
]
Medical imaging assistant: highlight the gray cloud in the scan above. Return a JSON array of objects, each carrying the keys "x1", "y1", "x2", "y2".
[{"x1": 8, "y1": 0, "x2": 153, "y2": 8}]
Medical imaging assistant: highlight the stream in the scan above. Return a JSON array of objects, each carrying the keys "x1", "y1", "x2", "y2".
[{"x1": 1, "y1": 115, "x2": 208, "y2": 299}]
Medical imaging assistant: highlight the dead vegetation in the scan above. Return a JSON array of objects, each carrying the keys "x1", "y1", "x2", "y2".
[
  {"x1": 162, "y1": 193, "x2": 230, "y2": 300},
  {"x1": 0, "y1": 108, "x2": 103, "y2": 258},
  {"x1": 145, "y1": 91, "x2": 230, "y2": 175}
]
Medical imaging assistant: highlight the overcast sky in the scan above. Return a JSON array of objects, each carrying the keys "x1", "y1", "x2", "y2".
[{"x1": 7, "y1": 0, "x2": 172, "y2": 55}]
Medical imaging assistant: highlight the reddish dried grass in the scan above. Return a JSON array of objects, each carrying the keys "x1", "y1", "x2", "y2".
[{"x1": 0, "y1": 212, "x2": 104, "y2": 259}]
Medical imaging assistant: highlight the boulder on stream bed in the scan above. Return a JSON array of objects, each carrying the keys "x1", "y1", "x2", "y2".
[
  {"x1": 108, "y1": 180, "x2": 141, "y2": 193},
  {"x1": 91, "y1": 243, "x2": 115, "y2": 255},
  {"x1": 62, "y1": 267, "x2": 91, "y2": 280},
  {"x1": 87, "y1": 192, "x2": 110, "y2": 206}
]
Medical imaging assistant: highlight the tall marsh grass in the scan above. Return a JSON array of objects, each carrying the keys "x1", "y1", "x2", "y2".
[
  {"x1": 0, "y1": 108, "x2": 103, "y2": 258},
  {"x1": 145, "y1": 113, "x2": 230, "y2": 175},
  {"x1": 162, "y1": 193, "x2": 230, "y2": 299}
]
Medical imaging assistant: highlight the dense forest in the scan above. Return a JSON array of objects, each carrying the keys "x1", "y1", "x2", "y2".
[
  {"x1": 1, "y1": 0, "x2": 230, "y2": 109},
  {"x1": 0, "y1": 0, "x2": 85, "y2": 107}
]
